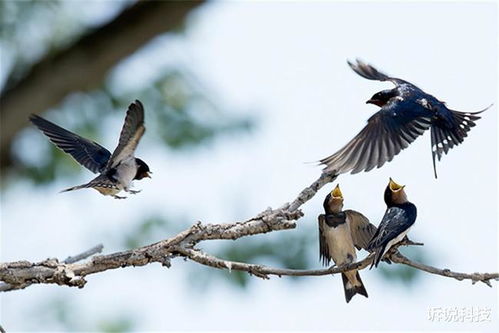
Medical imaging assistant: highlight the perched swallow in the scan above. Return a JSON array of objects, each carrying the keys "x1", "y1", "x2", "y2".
[
  {"x1": 367, "y1": 178, "x2": 417, "y2": 268},
  {"x1": 318, "y1": 184, "x2": 377, "y2": 303},
  {"x1": 321, "y1": 59, "x2": 490, "y2": 178},
  {"x1": 29, "y1": 100, "x2": 151, "y2": 199}
]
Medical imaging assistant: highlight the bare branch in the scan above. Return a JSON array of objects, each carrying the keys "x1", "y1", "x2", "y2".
[
  {"x1": 1, "y1": 170, "x2": 497, "y2": 291},
  {"x1": 175, "y1": 247, "x2": 374, "y2": 279},
  {"x1": 63, "y1": 244, "x2": 104, "y2": 264},
  {"x1": 389, "y1": 252, "x2": 499, "y2": 287},
  {"x1": 0, "y1": 170, "x2": 333, "y2": 291}
]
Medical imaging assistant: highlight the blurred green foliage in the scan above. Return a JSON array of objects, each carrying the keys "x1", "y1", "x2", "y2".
[{"x1": 33, "y1": 296, "x2": 136, "y2": 332}]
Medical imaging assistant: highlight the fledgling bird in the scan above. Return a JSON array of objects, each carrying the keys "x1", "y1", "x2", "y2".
[
  {"x1": 367, "y1": 178, "x2": 417, "y2": 268},
  {"x1": 321, "y1": 59, "x2": 490, "y2": 178},
  {"x1": 29, "y1": 100, "x2": 151, "y2": 199},
  {"x1": 318, "y1": 184, "x2": 377, "y2": 303}
]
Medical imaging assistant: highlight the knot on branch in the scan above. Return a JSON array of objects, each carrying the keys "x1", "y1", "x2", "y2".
[{"x1": 52, "y1": 265, "x2": 86, "y2": 288}]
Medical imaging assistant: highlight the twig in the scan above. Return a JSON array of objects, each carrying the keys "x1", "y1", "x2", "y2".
[
  {"x1": 175, "y1": 247, "x2": 374, "y2": 279},
  {"x1": 63, "y1": 244, "x2": 104, "y2": 264}
]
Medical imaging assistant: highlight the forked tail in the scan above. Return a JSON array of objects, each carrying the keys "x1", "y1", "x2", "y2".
[
  {"x1": 430, "y1": 104, "x2": 491, "y2": 178},
  {"x1": 342, "y1": 271, "x2": 368, "y2": 303}
]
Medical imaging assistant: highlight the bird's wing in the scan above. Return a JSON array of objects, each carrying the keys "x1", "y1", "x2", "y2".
[
  {"x1": 345, "y1": 210, "x2": 377, "y2": 251},
  {"x1": 29, "y1": 114, "x2": 111, "y2": 173},
  {"x1": 348, "y1": 59, "x2": 409, "y2": 86},
  {"x1": 318, "y1": 214, "x2": 331, "y2": 266},
  {"x1": 106, "y1": 100, "x2": 145, "y2": 169},
  {"x1": 367, "y1": 207, "x2": 412, "y2": 250},
  {"x1": 320, "y1": 106, "x2": 432, "y2": 174}
]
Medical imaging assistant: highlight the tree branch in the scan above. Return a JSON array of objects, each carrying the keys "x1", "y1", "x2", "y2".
[
  {"x1": 0, "y1": 170, "x2": 333, "y2": 291},
  {"x1": 1, "y1": 170, "x2": 497, "y2": 291},
  {"x1": 63, "y1": 243, "x2": 104, "y2": 264},
  {"x1": 389, "y1": 252, "x2": 499, "y2": 287},
  {"x1": 0, "y1": 0, "x2": 205, "y2": 169}
]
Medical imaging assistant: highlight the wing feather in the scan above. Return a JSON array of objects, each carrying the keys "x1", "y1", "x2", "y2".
[
  {"x1": 106, "y1": 100, "x2": 145, "y2": 169},
  {"x1": 29, "y1": 114, "x2": 111, "y2": 173},
  {"x1": 321, "y1": 109, "x2": 432, "y2": 175},
  {"x1": 318, "y1": 214, "x2": 331, "y2": 266},
  {"x1": 345, "y1": 210, "x2": 377, "y2": 251}
]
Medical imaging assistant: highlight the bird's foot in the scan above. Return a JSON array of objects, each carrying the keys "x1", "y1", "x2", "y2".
[
  {"x1": 113, "y1": 195, "x2": 127, "y2": 199},
  {"x1": 399, "y1": 237, "x2": 424, "y2": 247},
  {"x1": 128, "y1": 189, "x2": 142, "y2": 195}
]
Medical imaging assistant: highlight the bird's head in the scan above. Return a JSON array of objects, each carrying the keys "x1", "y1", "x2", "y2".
[
  {"x1": 384, "y1": 177, "x2": 408, "y2": 206},
  {"x1": 366, "y1": 89, "x2": 397, "y2": 107},
  {"x1": 323, "y1": 184, "x2": 344, "y2": 214},
  {"x1": 134, "y1": 158, "x2": 152, "y2": 180}
]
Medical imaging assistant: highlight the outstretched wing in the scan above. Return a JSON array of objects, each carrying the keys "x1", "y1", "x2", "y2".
[
  {"x1": 29, "y1": 114, "x2": 111, "y2": 173},
  {"x1": 318, "y1": 214, "x2": 331, "y2": 266},
  {"x1": 345, "y1": 210, "x2": 377, "y2": 251},
  {"x1": 106, "y1": 100, "x2": 145, "y2": 169},
  {"x1": 348, "y1": 59, "x2": 409, "y2": 86},
  {"x1": 320, "y1": 106, "x2": 432, "y2": 174}
]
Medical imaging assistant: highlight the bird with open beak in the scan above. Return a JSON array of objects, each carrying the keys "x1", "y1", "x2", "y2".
[
  {"x1": 318, "y1": 184, "x2": 377, "y2": 303},
  {"x1": 367, "y1": 178, "x2": 417, "y2": 268},
  {"x1": 30, "y1": 100, "x2": 151, "y2": 199}
]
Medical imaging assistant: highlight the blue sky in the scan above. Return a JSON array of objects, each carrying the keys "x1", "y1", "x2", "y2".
[{"x1": 1, "y1": 1, "x2": 497, "y2": 331}]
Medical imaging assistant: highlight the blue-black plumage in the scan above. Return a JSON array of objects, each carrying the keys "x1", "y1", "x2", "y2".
[
  {"x1": 321, "y1": 59, "x2": 490, "y2": 178},
  {"x1": 367, "y1": 178, "x2": 417, "y2": 268}
]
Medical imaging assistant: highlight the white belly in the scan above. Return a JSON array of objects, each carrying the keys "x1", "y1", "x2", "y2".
[
  {"x1": 115, "y1": 158, "x2": 137, "y2": 190},
  {"x1": 323, "y1": 223, "x2": 357, "y2": 265},
  {"x1": 383, "y1": 227, "x2": 411, "y2": 256}
]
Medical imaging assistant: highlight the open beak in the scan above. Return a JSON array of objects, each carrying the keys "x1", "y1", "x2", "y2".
[
  {"x1": 388, "y1": 177, "x2": 405, "y2": 191},
  {"x1": 366, "y1": 98, "x2": 380, "y2": 105},
  {"x1": 331, "y1": 184, "x2": 343, "y2": 199}
]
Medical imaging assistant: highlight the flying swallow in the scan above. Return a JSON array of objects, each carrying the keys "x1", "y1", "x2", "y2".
[
  {"x1": 29, "y1": 100, "x2": 151, "y2": 199},
  {"x1": 321, "y1": 59, "x2": 490, "y2": 178},
  {"x1": 367, "y1": 178, "x2": 417, "y2": 268},
  {"x1": 318, "y1": 184, "x2": 377, "y2": 303}
]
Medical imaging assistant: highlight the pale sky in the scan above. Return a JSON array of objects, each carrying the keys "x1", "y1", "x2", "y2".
[{"x1": 1, "y1": 1, "x2": 498, "y2": 331}]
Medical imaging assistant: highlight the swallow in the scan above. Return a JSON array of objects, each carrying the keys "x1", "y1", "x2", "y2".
[
  {"x1": 29, "y1": 100, "x2": 151, "y2": 199},
  {"x1": 367, "y1": 178, "x2": 417, "y2": 268},
  {"x1": 318, "y1": 184, "x2": 377, "y2": 303},
  {"x1": 321, "y1": 59, "x2": 490, "y2": 178}
]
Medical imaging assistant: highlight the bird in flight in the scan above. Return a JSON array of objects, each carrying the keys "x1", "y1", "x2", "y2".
[
  {"x1": 29, "y1": 100, "x2": 151, "y2": 199},
  {"x1": 367, "y1": 178, "x2": 417, "y2": 268},
  {"x1": 318, "y1": 184, "x2": 377, "y2": 302},
  {"x1": 321, "y1": 59, "x2": 490, "y2": 178}
]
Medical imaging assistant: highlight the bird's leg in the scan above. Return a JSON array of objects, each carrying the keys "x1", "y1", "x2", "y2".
[{"x1": 113, "y1": 195, "x2": 127, "y2": 199}]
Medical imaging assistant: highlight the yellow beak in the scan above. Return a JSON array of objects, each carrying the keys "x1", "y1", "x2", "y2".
[
  {"x1": 389, "y1": 177, "x2": 405, "y2": 191},
  {"x1": 331, "y1": 184, "x2": 343, "y2": 198}
]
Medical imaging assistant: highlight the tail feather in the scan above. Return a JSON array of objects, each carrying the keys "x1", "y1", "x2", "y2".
[
  {"x1": 60, "y1": 183, "x2": 90, "y2": 193},
  {"x1": 369, "y1": 246, "x2": 386, "y2": 269},
  {"x1": 341, "y1": 272, "x2": 368, "y2": 303},
  {"x1": 430, "y1": 105, "x2": 490, "y2": 178}
]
